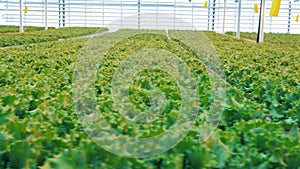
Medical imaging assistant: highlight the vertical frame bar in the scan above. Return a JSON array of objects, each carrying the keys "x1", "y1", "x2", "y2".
[
  {"x1": 222, "y1": 0, "x2": 226, "y2": 34},
  {"x1": 288, "y1": 1, "x2": 291, "y2": 33},
  {"x1": 212, "y1": 0, "x2": 216, "y2": 31},
  {"x1": 45, "y1": 0, "x2": 48, "y2": 30},
  {"x1": 237, "y1": 0, "x2": 242, "y2": 38},
  {"x1": 20, "y1": 0, "x2": 24, "y2": 32},
  {"x1": 138, "y1": 0, "x2": 140, "y2": 28},
  {"x1": 211, "y1": 0, "x2": 216, "y2": 31},
  {"x1": 257, "y1": 0, "x2": 266, "y2": 42},
  {"x1": 207, "y1": 0, "x2": 211, "y2": 30},
  {"x1": 63, "y1": 0, "x2": 65, "y2": 27}
]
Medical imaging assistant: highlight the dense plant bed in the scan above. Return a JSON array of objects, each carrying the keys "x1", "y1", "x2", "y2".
[
  {"x1": 0, "y1": 27, "x2": 108, "y2": 47},
  {"x1": 205, "y1": 31, "x2": 300, "y2": 127},
  {"x1": 0, "y1": 25, "x2": 55, "y2": 33},
  {"x1": 0, "y1": 29, "x2": 299, "y2": 168},
  {"x1": 225, "y1": 31, "x2": 300, "y2": 44}
]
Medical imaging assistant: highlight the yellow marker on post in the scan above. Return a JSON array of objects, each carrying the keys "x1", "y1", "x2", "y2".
[
  {"x1": 203, "y1": 0, "x2": 208, "y2": 8},
  {"x1": 269, "y1": 0, "x2": 281, "y2": 17},
  {"x1": 254, "y1": 3, "x2": 258, "y2": 13},
  {"x1": 24, "y1": 6, "x2": 28, "y2": 14},
  {"x1": 296, "y1": 15, "x2": 299, "y2": 22}
]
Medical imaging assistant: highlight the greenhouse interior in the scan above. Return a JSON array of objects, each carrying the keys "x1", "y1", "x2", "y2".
[{"x1": 0, "y1": 0, "x2": 300, "y2": 168}]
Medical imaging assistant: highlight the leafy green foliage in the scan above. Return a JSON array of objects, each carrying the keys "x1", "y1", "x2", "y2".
[
  {"x1": 0, "y1": 27, "x2": 107, "y2": 47},
  {"x1": 96, "y1": 32, "x2": 209, "y2": 138},
  {"x1": 206, "y1": 31, "x2": 300, "y2": 127},
  {"x1": 0, "y1": 25, "x2": 55, "y2": 33},
  {"x1": 226, "y1": 31, "x2": 300, "y2": 44},
  {"x1": 0, "y1": 29, "x2": 299, "y2": 168}
]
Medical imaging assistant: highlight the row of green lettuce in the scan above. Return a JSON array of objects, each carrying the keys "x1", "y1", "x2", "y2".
[
  {"x1": 208, "y1": 31, "x2": 300, "y2": 126},
  {"x1": 225, "y1": 31, "x2": 300, "y2": 44},
  {"x1": 0, "y1": 27, "x2": 108, "y2": 47},
  {"x1": 0, "y1": 25, "x2": 55, "y2": 33},
  {"x1": 0, "y1": 29, "x2": 299, "y2": 168}
]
